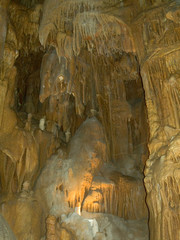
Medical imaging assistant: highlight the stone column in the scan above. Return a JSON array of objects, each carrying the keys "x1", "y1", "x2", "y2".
[{"x1": 132, "y1": 3, "x2": 180, "y2": 239}]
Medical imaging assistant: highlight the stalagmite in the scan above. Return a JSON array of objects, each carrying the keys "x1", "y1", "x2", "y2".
[{"x1": 46, "y1": 215, "x2": 57, "y2": 240}]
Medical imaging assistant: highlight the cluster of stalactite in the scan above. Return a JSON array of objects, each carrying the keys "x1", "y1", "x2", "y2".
[
  {"x1": 82, "y1": 174, "x2": 147, "y2": 219},
  {"x1": 36, "y1": 44, "x2": 148, "y2": 170}
]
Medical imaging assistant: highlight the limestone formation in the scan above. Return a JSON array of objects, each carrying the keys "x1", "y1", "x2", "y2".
[
  {"x1": 35, "y1": 117, "x2": 107, "y2": 221},
  {"x1": 0, "y1": 1, "x2": 180, "y2": 240},
  {"x1": 0, "y1": 214, "x2": 16, "y2": 240}
]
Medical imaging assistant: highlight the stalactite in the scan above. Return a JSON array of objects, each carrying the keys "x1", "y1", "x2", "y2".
[
  {"x1": 9, "y1": 2, "x2": 41, "y2": 53},
  {"x1": 82, "y1": 174, "x2": 147, "y2": 219},
  {"x1": 40, "y1": 0, "x2": 135, "y2": 58},
  {"x1": 73, "y1": 12, "x2": 135, "y2": 56}
]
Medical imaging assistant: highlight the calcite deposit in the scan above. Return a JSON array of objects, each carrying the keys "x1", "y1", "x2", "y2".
[{"x1": 0, "y1": 0, "x2": 179, "y2": 240}]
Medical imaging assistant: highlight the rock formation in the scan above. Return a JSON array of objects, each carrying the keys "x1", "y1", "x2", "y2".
[
  {"x1": 0, "y1": 214, "x2": 16, "y2": 240},
  {"x1": 0, "y1": 0, "x2": 179, "y2": 240}
]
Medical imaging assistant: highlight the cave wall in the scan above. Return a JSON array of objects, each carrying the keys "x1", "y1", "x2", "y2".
[{"x1": 132, "y1": 2, "x2": 180, "y2": 239}]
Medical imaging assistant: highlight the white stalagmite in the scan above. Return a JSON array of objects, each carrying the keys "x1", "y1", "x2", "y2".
[{"x1": 39, "y1": 117, "x2": 46, "y2": 131}]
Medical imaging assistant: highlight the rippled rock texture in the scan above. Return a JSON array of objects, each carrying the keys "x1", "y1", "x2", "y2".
[{"x1": 0, "y1": 0, "x2": 180, "y2": 240}]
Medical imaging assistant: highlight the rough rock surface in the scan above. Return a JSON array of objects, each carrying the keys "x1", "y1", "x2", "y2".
[
  {"x1": 1, "y1": 1, "x2": 180, "y2": 240},
  {"x1": 1, "y1": 186, "x2": 42, "y2": 240},
  {"x1": 0, "y1": 214, "x2": 16, "y2": 240},
  {"x1": 35, "y1": 117, "x2": 107, "y2": 210},
  {"x1": 56, "y1": 212, "x2": 149, "y2": 240}
]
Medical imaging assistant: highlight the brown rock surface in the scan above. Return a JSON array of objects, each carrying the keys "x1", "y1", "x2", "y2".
[
  {"x1": 1, "y1": 186, "x2": 42, "y2": 240},
  {"x1": 0, "y1": 0, "x2": 180, "y2": 240}
]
